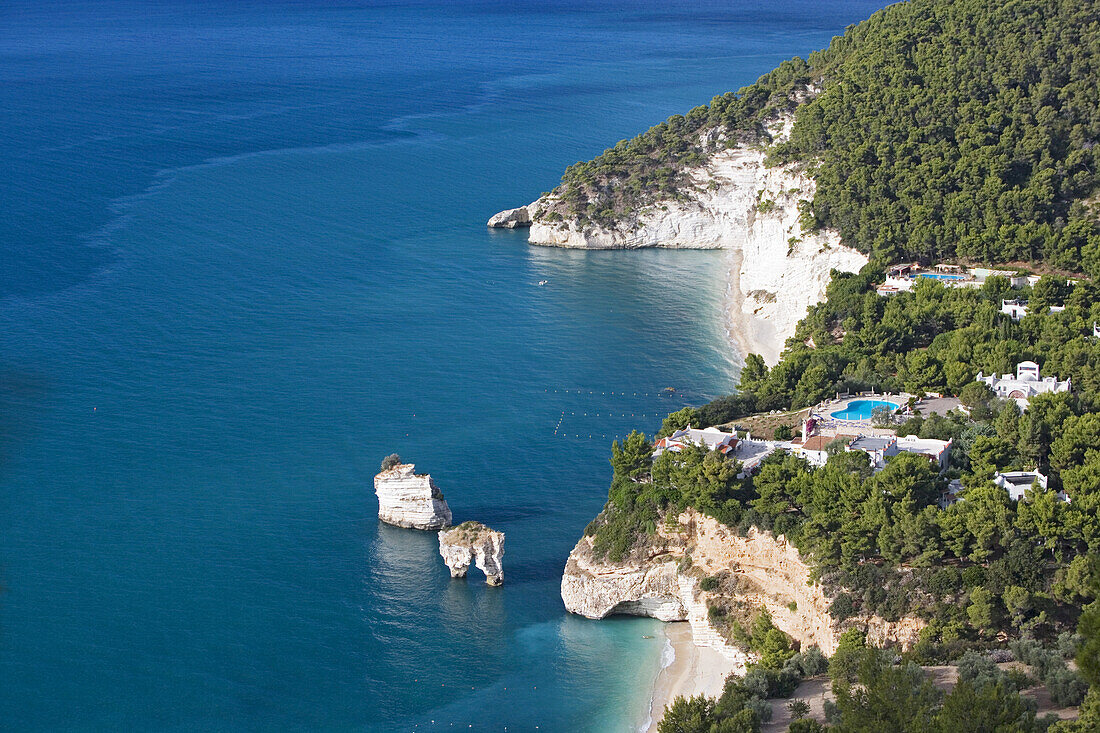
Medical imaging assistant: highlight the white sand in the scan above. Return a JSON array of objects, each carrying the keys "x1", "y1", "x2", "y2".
[{"x1": 643, "y1": 622, "x2": 741, "y2": 732}]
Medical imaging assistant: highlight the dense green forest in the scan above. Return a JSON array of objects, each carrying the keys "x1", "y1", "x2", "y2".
[{"x1": 547, "y1": 0, "x2": 1100, "y2": 273}]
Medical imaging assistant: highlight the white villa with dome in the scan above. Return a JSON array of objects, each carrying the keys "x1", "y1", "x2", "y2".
[{"x1": 975, "y1": 361, "x2": 1071, "y2": 410}]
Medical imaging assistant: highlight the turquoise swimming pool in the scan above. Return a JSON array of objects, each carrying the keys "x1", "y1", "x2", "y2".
[
  {"x1": 919, "y1": 273, "x2": 966, "y2": 281},
  {"x1": 831, "y1": 399, "x2": 899, "y2": 421}
]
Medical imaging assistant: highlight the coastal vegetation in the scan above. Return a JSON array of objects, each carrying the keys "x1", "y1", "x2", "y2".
[
  {"x1": 547, "y1": 57, "x2": 815, "y2": 227},
  {"x1": 546, "y1": 0, "x2": 1100, "y2": 276},
  {"x1": 657, "y1": 611, "x2": 1100, "y2": 732},
  {"x1": 589, "y1": 272, "x2": 1100, "y2": 656}
]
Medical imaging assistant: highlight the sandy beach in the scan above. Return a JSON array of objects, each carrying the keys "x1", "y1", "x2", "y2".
[
  {"x1": 643, "y1": 622, "x2": 742, "y2": 732},
  {"x1": 723, "y1": 248, "x2": 782, "y2": 367}
]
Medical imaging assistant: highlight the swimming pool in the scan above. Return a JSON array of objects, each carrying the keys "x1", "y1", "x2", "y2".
[
  {"x1": 831, "y1": 399, "x2": 899, "y2": 421},
  {"x1": 919, "y1": 273, "x2": 966, "y2": 281}
]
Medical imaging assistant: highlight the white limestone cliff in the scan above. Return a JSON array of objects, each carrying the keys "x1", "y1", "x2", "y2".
[
  {"x1": 439, "y1": 521, "x2": 505, "y2": 585},
  {"x1": 561, "y1": 509, "x2": 924, "y2": 659},
  {"x1": 490, "y1": 116, "x2": 868, "y2": 364},
  {"x1": 373, "y1": 463, "x2": 453, "y2": 530}
]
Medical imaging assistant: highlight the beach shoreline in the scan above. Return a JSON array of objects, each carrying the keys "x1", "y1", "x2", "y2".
[
  {"x1": 722, "y1": 248, "x2": 783, "y2": 368},
  {"x1": 642, "y1": 622, "x2": 741, "y2": 732}
]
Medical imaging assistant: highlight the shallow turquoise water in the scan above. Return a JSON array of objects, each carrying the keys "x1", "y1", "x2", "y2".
[
  {"x1": 0, "y1": 1, "x2": 885, "y2": 729},
  {"x1": 831, "y1": 399, "x2": 900, "y2": 421}
]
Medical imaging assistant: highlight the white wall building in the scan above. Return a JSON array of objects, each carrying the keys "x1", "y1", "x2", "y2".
[
  {"x1": 895, "y1": 435, "x2": 952, "y2": 470},
  {"x1": 1001, "y1": 299, "x2": 1029, "y2": 320},
  {"x1": 847, "y1": 435, "x2": 898, "y2": 468},
  {"x1": 653, "y1": 426, "x2": 737, "y2": 458},
  {"x1": 976, "y1": 361, "x2": 1071, "y2": 410},
  {"x1": 940, "y1": 479, "x2": 963, "y2": 508},
  {"x1": 876, "y1": 275, "x2": 916, "y2": 296},
  {"x1": 789, "y1": 435, "x2": 853, "y2": 467},
  {"x1": 994, "y1": 471, "x2": 1069, "y2": 503}
]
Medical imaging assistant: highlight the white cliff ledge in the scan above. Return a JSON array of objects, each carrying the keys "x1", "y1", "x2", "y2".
[
  {"x1": 439, "y1": 521, "x2": 505, "y2": 585},
  {"x1": 561, "y1": 509, "x2": 923, "y2": 671},
  {"x1": 374, "y1": 462, "x2": 453, "y2": 530},
  {"x1": 489, "y1": 116, "x2": 867, "y2": 364}
]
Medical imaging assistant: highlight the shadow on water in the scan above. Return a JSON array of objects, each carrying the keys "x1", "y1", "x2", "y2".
[
  {"x1": 448, "y1": 502, "x2": 547, "y2": 525},
  {"x1": 0, "y1": 369, "x2": 49, "y2": 475}
]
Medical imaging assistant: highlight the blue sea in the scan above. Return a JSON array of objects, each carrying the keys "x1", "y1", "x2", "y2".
[{"x1": 0, "y1": 1, "x2": 884, "y2": 729}]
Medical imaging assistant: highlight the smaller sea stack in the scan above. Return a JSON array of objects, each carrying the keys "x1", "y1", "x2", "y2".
[{"x1": 438, "y1": 521, "x2": 505, "y2": 586}]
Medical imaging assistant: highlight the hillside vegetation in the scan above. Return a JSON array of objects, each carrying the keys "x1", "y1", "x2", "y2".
[{"x1": 549, "y1": 0, "x2": 1100, "y2": 275}]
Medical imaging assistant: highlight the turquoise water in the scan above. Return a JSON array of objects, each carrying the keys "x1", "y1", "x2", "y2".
[
  {"x1": 831, "y1": 399, "x2": 900, "y2": 421},
  {"x1": 919, "y1": 273, "x2": 966, "y2": 281},
  {"x1": 0, "y1": 1, "x2": 885, "y2": 729}
]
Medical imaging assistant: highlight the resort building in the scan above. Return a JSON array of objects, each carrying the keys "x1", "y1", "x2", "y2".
[
  {"x1": 999, "y1": 299, "x2": 1066, "y2": 320},
  {"x1": 994, "y1": 470, "x2": 1069, "y2": 503},
  {"x1": 975, "y1": 361, "x2": 1071, "y2": 410},
  {"x1": 846, "y1": 434, "x2": 952, "y2": 471},
  {"x1": 878, "y1": 263, "x2": 1032, "y2": 297},
  {"x1": 847, "y1": 435, "x2": 898, "y2": 469},
  {"x1": 789, "y1": 435, "x2": 853, "y2": 467},
  {"x1": 1001, "y1": 299, "x2": 1030, "y2": 320},
  {"x1": 730, "y1": 438, "x2": 781, "y2": 478},
  {"x1": 876, "y1": 276, "x2": 914, "y2": 296},
  {"x1": 895, "y1": 435, "x2": 952, "y2": 470},
  {"x1": 653, "y1": 426, "x2": 738, "y2": 458},
  {"x1": 939, "y1": 471, "x2": 1067, "y2": 509},
  {"x1": 969, "y1": 268, "x2": 1032, "y2": 288},
  {"x1": 940, "y1": 479, "x2": 963, "y2": 509}
]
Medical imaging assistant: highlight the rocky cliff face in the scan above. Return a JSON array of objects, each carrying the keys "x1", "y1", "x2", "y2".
[
  {"x1": 490, "y1": 116, "x2": 867, "y2": 363},
  {"x1": 562, "y1": 509, "x2": 924, "y2": 659},
  {"x1": 439, "y1": 521, "x2": 505, "y2": 585},
  {"x1": 374, "y1": 463, "x2": 453, "y2": 530}
]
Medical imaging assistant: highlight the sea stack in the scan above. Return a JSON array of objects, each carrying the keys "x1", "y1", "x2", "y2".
[
  {"x1": 486, "y1": 206, "x2": 532, "y2": 229},
  {"x1": 373, "y1": 458, "x2": 453, "y2": 530},
  {"x1": 438, "y1": 521, "x2": 505, "y2": 586}
]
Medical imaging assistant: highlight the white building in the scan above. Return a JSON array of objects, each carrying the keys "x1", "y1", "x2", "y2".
[
  {"x1": 847, "y1": 435, "x2": 898, "y2": 469},
  {"x1": 1001, "y1": 299, "x2": 1029, "y2": 320},
  {"x1": 876, "y1": 275, "x2": 916, "y2": 296},
  {"x1": 789, "y1": 434, "x2": 853, "y2": 467},
  {"x1": 994, "y1": 470, "x2": 1069, "y2": 503},
  {"x1": 653, "y1": 426, "x2": 737, "y2": 458},
  {"x1": 730, "y1": 438, "x2": 781, "y2": 478},
  {"x1": 940, "y1": 479, "x2": 963, "y2": 508},
  {"x1": 976, "y1": 361, "x2": 1071, "y2": 410},
  {"x1": 940, "y1": 471, "x2": 1068, "y2": 508},
  {"x1": 846, "y1": 434, "x2": 951, "y2": 471},
  {"x1": 1000, "y1": 299, "x2": 1066, "y2": 320},
  {"x1": 895, "y1": 435, "x2": 952, "y2": 470},
  {"x1": 1093, "y1": 322, "x2": 1100, "y2": 339}
]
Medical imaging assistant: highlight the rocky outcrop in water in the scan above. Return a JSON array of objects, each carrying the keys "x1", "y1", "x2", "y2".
[
  {"x1": 374, "y1": 463, "x2": 453, "y2": 530},
  {"x1": 487, "y1": 206, "x2": 532, "y2": 229},
  {"x1": 439, "y1": 521, "x2": 505, "y2": 585},
  {"x1": 562, "y1": 509, "x2": 924, "y2": 660}
]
